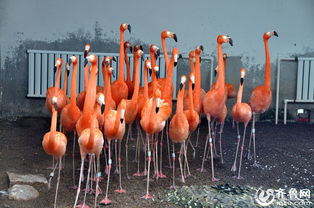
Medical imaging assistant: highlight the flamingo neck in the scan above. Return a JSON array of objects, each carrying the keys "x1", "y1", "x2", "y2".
[
  {"x1": 131, "y1": 56, "x2": 140, "y2": 101},
  {"x1": 161, "y1": 38, "x2": 169, "y2": 69},
  {"x1": 194, "y1": 52, "x2": 201, "y2": 100},
  {"x1": 63, "y1": 70, "x2": 68, "y2": 95},
  {"x1": 125, "y1": 49, "x2": 131, "y2": 82},
  {"x1": 237, "y1": 83, "x2": 244, "y2": 104},
  {"x1": 111, "y1": 105, "x2": 122, "y2": 136},
  {"x1": 264, "y1": 39, "x2": 271, "y2": 89},
  {"x1": 189, "y1": 57, "x2": 195, "y2": 74},
  {"x1": 55, "y1": 65, "x2": 62, "y2": 89},
  {"x1": 118, "y1": 30, "x2": 125, "y2": 81},
  {"x1": 70, "y1": 62, "x2": 78, "y2": 105},
  {"x1": 104, "y1": 67, "x2": 112, "y2": 113},
  {"x1": 162, "y1": 55, "x2": 174, "y2": 100},
  {"x1": 150, "y1": 51, "x2": 157, "y2": 82},
  {"x1": 188, "y1": 80, "x2": 194, "y2": 110},
  {"x1": 176, "y1": 85, "x2": 185, "y2": 114},
  {"x1": 217, "y1": 43, "x2": 225, "y2": 92},
  {"x1": 48, "y1": 107, "x2": 57, "y2": 149},
  {"x1": 84, "y1": 65, "x2": 89, "y2": 91},
  {"x1": 83, "y1": 63, "x2": 97, "y2": 115},
  {"x1": 143, "y1": 66, "x2": 149, "y2": 99}
]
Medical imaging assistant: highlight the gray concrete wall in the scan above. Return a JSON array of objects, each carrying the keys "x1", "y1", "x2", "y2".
[{"x1": 1, "y1": 0, "x2": 314, "y2": 121}]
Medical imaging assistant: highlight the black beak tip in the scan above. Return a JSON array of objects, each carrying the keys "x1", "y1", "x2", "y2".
[
  {"x1": 214, "y1": 70, "x2": 217, "y2": 77},
  {"x1": 84, "y1": 50, "x2": 88, "y2": 58},
  {"x1": 139, "y1": 45, "x2": 143, "y2": 51},
  {"x1": 149, "y1": 69, "x2": 152, "y2": 77},
  {"x1": 112, "y1": 57, "x2": 117, "y2": 62},
  {"x1": 174, "y1": 62, "x2": 178, "y2": 67},
  {"x1": 84, "y1": 58, "x2": 88, "y2": 67},
  {"x1": 192, "y1": 83, "x2": 195, "y2": 90},
  {"x1": 274, "y1": 31, "x2": 278, "y2": 37},
  {"x1": 199, "y1": 57, "x2": 202, "y2": 63},
  {"x1": 128, "y1": 25, "x2": 131, "y2": 33},
  {"x1": 53, "y1": 103, "x2": 58, "y2": 111},
  {"x1": 229, "y1": 38, "x2": 233, "y2": 46},
  {"x1": 129, "y1": 47, "x2": 133, "y2": 53},
  {"x1": 156, "y1": 49, "x2": 160, "y2": 57},
  {"x1": 155, "y1": 107, "x2": 159, "y2": 114},
  {"x1": 200, "y1": 45, "x2": 204, "y2": 51},
  {"x1": 179, "y1": 83, "x2": 183, "y2": 90},
  {"x1": 240, "y1": 78, "x2": 244, "y2": 85},
  {"x1": 101, "y1": 104, "x2": 105, "y2": 114},
  {"x1": 53, "y1": 66, "x2": 57, "y2": 74},
  {"x1": 178, "y1": 54, "x2": 183, "y2": 59},
  {"x1": 173, "y1": 34, "x2": 178, "y2": 42},
  {"x1": 156, "y1": 71, "x2": 160, "y2": 79},
  {"x1": 120, "y1": 118, "x2": 124, "y2": 123}
]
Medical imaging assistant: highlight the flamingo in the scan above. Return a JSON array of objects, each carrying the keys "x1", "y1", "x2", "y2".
[
  {"x1": 201, "y1": 35, "x2": 233, "y2": 181},
  {"x1": 124, "y1": 42, "x2": 133, "y2": 98},
  {"x1": 73, "y1": 54, "x2": 104, "y2": 208},
  {"x1": 231, "y1": 68, "x2": 252, "y2": 179},
  {"x1": 63, "y1": 62, "x2": 70, "y2": 104},
  {"x1": 247, "y1": 31, "x2": 278, "y2": 166},
  {"x1": 42, "y1": 101, "x2": 67, "y2": 208},
  {"x1": 45, "y1": 58, "x2": 67, "y2": 113},
  {"x1": 124, "y1": 49, "x2": 144, "y2": 179},
  {"x1": 111, "y1": 23, "x2": 131, "y2": 105},
  {"x1": 147, "y1": 44, "x2": 161, "y2": 97},
  {"x1": 100, "y1": 65, "x2": 127, "y2": 205},
  {"x1": 102, "y1": 57, "x2": 116, "y2": 111},
  {"x1": 169, "y1": 75, "x2": 189, "y2": 188},
  {"x1": 60, "y1": 56, "x2": 81, "y2": 187},
  {"x1": 77, "y1": 44, "x2": 91, "y2": 111}
]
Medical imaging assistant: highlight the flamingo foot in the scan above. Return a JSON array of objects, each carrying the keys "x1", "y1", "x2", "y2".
[
  {"x1": 141, "y1": 194, "x2": 153, "y2": 199},
  {"x1": 181, "y1": 178, "x2": 186, "y2": 183},
  {"x1": 76, "y1": 204, "x2": 89, "y2": 208},
  {"x1": 211, "y1": 177, "x2": 220, "y2": 182},
  {"x1": 114, "y1": 188, "x2": 126, "y2": 193},
  {"x1": 158, "y1": 172, "x2": 167, "y2": 178},
  {"x1": 196, "y1": 168, "x2": 207, "y2": 172},
  {"x1": 252, "y1": 162, "x2": 261, "y2": 168},
  {"x1": 100, "y1": 197, "x2": 112, "y2": 205},
  {"x1": 231, "y1": 164, "x2": 237, "y2": 172},
  {"x1": 141, "y1": 169, "x2": 148, "y2": 176},
  {"x1": 236, "y1": 176, "x2": 244, "y2": 180},
  {"x1": 133, "y1": 171, "x2": 143, "y2": 177},
  {"x1": 246, "y1": 151, "x2": 253, "y2": 160},
  {"x1": 114, "y1": 168, "x2": 119, "y2": 174},
  {"x1": 169, "y1": 185, "x2": 177, "y2": 190}
]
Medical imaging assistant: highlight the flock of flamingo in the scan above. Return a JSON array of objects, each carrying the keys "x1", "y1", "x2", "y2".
[{"x1": 42, "y1": 23, "x2": 278, "y2": 208}]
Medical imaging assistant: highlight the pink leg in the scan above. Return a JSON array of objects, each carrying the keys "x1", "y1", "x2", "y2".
[
  {"x1": 207, "y1": 116, "x2": 219, "y2": 182},
  {"x1": 197, "y1": 134, "x2": 208, "y2": 172},
  {"x1": 183, "y1": 140, "x2": 191, "y2": 178},
  {"x1": 94, "y1": 156, "x2": 101, "y2": 208},
  {"x1": 100, "y1": 141, "x2": 112, "y2": 205},
  {"x1": 251, "y1": 113, "x2": 260, "y2": 167},
  {"x1": 158, "y1": 133, "x2": 167, "y2": 178},
  {"x1": 53, "y1": 157, "x2": 62, "y2": 208},
  {"x1": 115, "y1": 140, "x2": 126, "y2": 193},
  {"x1": 218, "y1": 123, "x2": 224, "y2": 164},
  {"x1": 141, "y1": 134, "x2": 153, "y2": 199},
  {"x1": 178, "y1": 143, "x2": 185, "y2": 183},
  {"x1": 133, "y1": 124, "x2": 143, "y2": 176},
  {"x1": 170, "y1": 143, "x2": 176, "y2": 189},
  {"x1": 48, "y1": 159, "x2": 58, "y2": 190},
  {"x1": 114, "y1": 140, "x2": 119, "y2": 174},
  {"x1": 125, "y1": 124, "x2": 131, "y2": 179},
  {"x1": 70, "y1": 132, "x2": 77, "y2": 189},
  {"x1": 195, "y1": 125, "x2": 200, "y2": 147},
  {"x1": 78, "y1": 155, "x2": 92, "y2": 208},
  {"x1": 236, "y1": 125, "x2": 247, "y2": 179},
  {"x1": 231, "y1": 123, "x2": 241, "y2": 172},
  {"x1": 73, "y1": 156, "x2": 86, "y2": 208},
  {"x1": 165, "y1": 120, "x2": 172, "y2": 168}
]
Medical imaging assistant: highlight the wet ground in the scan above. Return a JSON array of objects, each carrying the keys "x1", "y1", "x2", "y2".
[{"x1": 0, "y1": 117, "x2": 313, "y2": 207}]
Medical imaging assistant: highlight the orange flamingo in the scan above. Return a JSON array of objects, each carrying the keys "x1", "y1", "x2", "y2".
[
  {"x1": 247, "y1": 31, "x2": 278, "y2": 166},
  {"x1": 73, "y1": 54, "x2": 104, "y2": 208},
  {"x1": 201, "y1": 35, "x2": 233, "y2": 181},
  {"x1": 45, "y1": 58, "x2": 67, "y2": 113},
  {"x1": 124, "y1": 49, "x2": 144, "y2": 179},
  {"x1": 147, "y1": 44, "x2": 161, "y2": 97},
  {"x1": 111, "y1": 23, "x2": 131, "y2": 105},
  {"x1": 77, "y1": 44, "x2": 91, "y2": 111},
  {"x1": 102, "y1": 57, "x2": 117, "y2": 111},
  {"x1": 183, "y1": 50, "x2": 196, "y2": 111},
  {"x1": 124, "y1": 42, "x2": 133, "y2": 98},
  {"x1": 42, "y1": 101, "x2": 67, "y2": 208},
  {"x1": 231, "y1": 68, "x2": 252, "y2": 179},
  {"x1": 169, "y1": 75, "x2": 189, "y2": 188},
  {"x1": 60, "y1": 56, "x2": 81, "y2": 187}
]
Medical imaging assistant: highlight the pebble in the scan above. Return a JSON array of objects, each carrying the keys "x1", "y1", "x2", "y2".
[{"x1": 8, "y1": 184, "x2": 39, "y2": 201}]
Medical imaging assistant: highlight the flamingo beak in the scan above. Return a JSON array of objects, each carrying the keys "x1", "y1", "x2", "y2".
[
  {"x1": 274, "y1": 31, "x2": 278, "y2": 37},
  {"x1": 112, "y1": 57, "x2": 117, "y2": 62},
  {"x1": 141, "y1": 55, "x2": 145, "y2": 62},
  {"x1": 192, "y1": 83, "x2": 195, "y2": 90},
  {"x1": 173, "y1": 33, "x2": 178, "y2": 42},
  {"x1": 214, "y1": 69, "x2": 217, "y2": 77},
  {"x1": 120, "y1": 118, "x2": 124, "y2": 123},
  {"x1": 68, "y1": 58, "x2": 72, "y2": 65},
  {"x1": 155, "y1": 107, "x2": 159, "y2": 113},
  {"x1": 200, "y1": 45, "x2": 204, "y2": 51},
  {"x1": 240, "y1": 78, "x2": 244, "y2": 85},
  {"x1": 199, "y1": 57, "x2": 202, "y2": 63},
  {"x1": 84, "y1": 58, "x2": 88, "y2": 67},
  {"x1": 101, "y1": 104, "x2": 105, "y2": 114},
  {"x1": 129, "y1": 46, "x2": 133, "y2": 53},
  {"x1": 84, "y1": 50, "x2": 88, "y2": 58},
  {"x1": 180, "y1": 83, "x2": 184, "y2": 90},
  {"x1": 156, "y1": 70, "x2": 160, "y2": 79},
  {"x1": 53, "y1": 66, "x2": 57, "y2": 74},
  {"x1": 149, "y1": 68, "x2": 152, "y2": 77},
  {"x1": 229, "y1": 38, "x2": 233, "y2": 46},
  {"x1": 127, "y1": 25, "x2": 131, "y2": 33}
]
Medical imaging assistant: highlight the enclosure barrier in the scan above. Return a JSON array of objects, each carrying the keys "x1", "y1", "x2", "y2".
[
  {"x1": 275, "y1": 56, "x2": 314, "y2": 124},
  {"x1": 27, "y1": 49, "x2": 214, "y2": 100}
]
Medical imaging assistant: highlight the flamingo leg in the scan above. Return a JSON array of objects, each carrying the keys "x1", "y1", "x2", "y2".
[
  {"x1": 178, "y1": 143, "x2": 185, "y2": 183},
  {"x1": 237, "y1": 125, "x2": 247, "y2": 179},
  {"x1": 133, "y1": 123, "x2": 142, "y2": 176},
  {"x1": 100, "y1": 141, "x2": 112, "y2": 205},
  {"x1": 114, "y1": 140, "x2": 119, "y2": 174},
  {"x1": 133, "y1": 123, "x2": 139, "y2": 162},
  {"x1": 218, "y1": 123, "x2": 224, "y2": 164},
  {"x1": 208, "y1": 116, "x2": 219, "y2": 182},
  {"x1": 231, "y1": 123, "x2": 241, "y2": 172},
  {"x1": 125, "y1": 124, "x2": 131, "y2": 179},
  {"x1": 198, "y1": 133, "x2": 208, "y2": 172},
  {"x1": 80, "y1": 154, "x2": 92, "y2": 207},
  {"x1": 195, "y1": 124, "x2": 200, "y2": 147},
  {"x1": 73, "y1": 156, "x2": 85, "y2": 208},
  {"x1": 103, "y1": 142, "x2": 108, "y2": 175},
  {"x1": 94, "y1": 155, "x2": 101, "y2": 208},
  {"x1": 115, "y1": 140, "x2": 126, "y2": 193},
  {"x1": 154, "y1": 134, "x2": 159, "y2": 179},
  {"x1": 166, "y1": 120, "x2": 172, "y2": 168},
  {"x1": 53, "y1": 157, "x2": 62, "y2": 208},
  {"x1": 247, "y1": 113, "x2": 254, "y2": 161},
  {"x1": 158, "y1": 131, "x2": 167, "y2": 178},
  {"x1": 71, "y1": 132, "x2": 77, "y2": 189},
  {"x1": 48, "y1": 159, "x2": 58, "y2": 190},
  {"x1": 141, "y1": 134, "x2": 153, "y2": 199},
  {"x1": 183, "y1": 140, "x2": 191, "y2": 178},
  {"x1": 170, "y1": 143, "x2": 176, "y2": 189},
  {"x1": 251, "y1": 112, "x2": 260, "y2": 167},
  {"x1": 212, "y1": 121, "x2": 218, "y2": 158}
]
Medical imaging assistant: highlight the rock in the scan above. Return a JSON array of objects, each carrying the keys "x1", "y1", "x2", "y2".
[
  {"x1": 7, "y1": 172, "x2": 47, "y2": 186},
  {"x1": 8, "y1": 184, "x2": 39, "y2": 201}
]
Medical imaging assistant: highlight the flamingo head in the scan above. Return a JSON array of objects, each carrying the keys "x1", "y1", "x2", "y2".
[
  {"x1": 69, "y1": 56, "x2": 78, "y2": 65},
  {"x1": 144, "y1": 59, "x2": 152, "y2": 70},
  {"x1": 153, "y1": 65, "x2": 160, "y2": 78},
  {"x1": 135, "y1": 48, "x2": 144, "y2": 61},
  {"x1": 84, "y1": 44, "x2": 91, "y2": 58},
  {"x1": 103, "y1": 56, "x2": 116, "y2": 68},
  {"x1": 65, "y1": 62, "x2": 70, "y2": 76},
  {"x1": 190, "y1": 72, "x2": 195, "y2": 90},
  {"x1": 189, "y1": 50, "x2": 196, "y2": 63},
  {"x1": 240, "y1": 68, "x2": 247, "y2": 85},
  {"x1": 84, "y1": 54, "x2": 97, "y2": 67},
  {"x1": 96, "y1": 92, "x2": 105, "y2": 114},
  {"x1": 120, "y1": 23, "x2": 131, "y2": 33},
  {"x1": 150, "y1": 44, "x2": 160, "y2": 59},
  {"x1": 180, "y1": 75, "x2": 187, "y2": 90},
  {"x1": 264, "y1": 31, "x2": 278, "y2": 40},
  {"x1": 223, "y1": 53, "x2": 228, "y2": 60},
  {"x1": 195, "y1": 45, "x2": 204, "y2": 54},
  {"x1": 124, "y1": 41, "x2": 132, "y2": 53},
  {"x1": 217, "y1": 35, "x2": 233, "y2": 46},
  {"x1": 52, "y1": 96, "x2": 58, "y2": 111},
  {"x1": 54, "y1": 58, "x2": 62, "y2": 74},
  {"x1": 108, "y1": 66, "x2": 115, "y2": 79},
  {"x1": 161, "y1": 30, "x2": 177, "y2": 42}
]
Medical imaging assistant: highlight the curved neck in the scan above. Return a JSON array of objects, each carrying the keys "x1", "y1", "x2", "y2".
[
  {"x1": 161, "y1": 38, "x2": 169, "y2": 69},
  {"x1": 70, "y1": 63, "x2": 78, "y2": 105},
  {"x1": 131, "y1": 56, "x2": 140, "y2": 101},
  {"x1": 188, "y1": 80, "x2": 194, "y2": 110},
  {"x1": 55, "y1": 65, "x2": 62, "y2": 89},
  {"x1": 83, "y1": 63, "x2": 97, "y2": 115},
  {"x1": 176, "y1": 85, "x2": 185, "y2": 113},
  {"x1": 84, "y1": 65, "x2": 89, "y2": 91},
  {"x1": 237, "y1": 82, "x2": 244, "y2": 104},
  {"x1": 125, "y1": 48, "x2": 131, "y2": 82},
  {"x1": 264, "y1": 39, "x2": 271, "y2": 88},
  {"x1": 48, "y1": 107, "x2": 57, "y2": 148},
  {"x1": 118, "y1": 30, "x2": 125, "y2": 81},
  {"x1": 217, "y1": 43, "x2": 225, "y2": 91}
]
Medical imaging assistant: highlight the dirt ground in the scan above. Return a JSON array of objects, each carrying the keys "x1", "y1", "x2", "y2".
[{"x1": 0, "y1": 117, "x2": 313, "y2": 208}]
